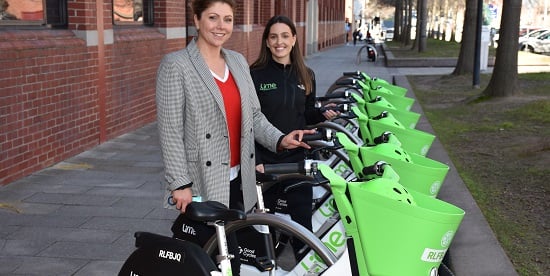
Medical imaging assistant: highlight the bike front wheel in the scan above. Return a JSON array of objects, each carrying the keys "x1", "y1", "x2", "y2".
[{"x1": 203, "y1": 212, "x2": 338, "y2": 274}]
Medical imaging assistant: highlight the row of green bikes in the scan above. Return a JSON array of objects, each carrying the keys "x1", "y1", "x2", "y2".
[{"x1": 119, "y1": 71, "x2": 465, "y2": 276}]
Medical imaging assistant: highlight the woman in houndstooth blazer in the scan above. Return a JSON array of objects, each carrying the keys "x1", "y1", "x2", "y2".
[{"x1": 156, "y1": 0, "x2": 313, "y2": 216}]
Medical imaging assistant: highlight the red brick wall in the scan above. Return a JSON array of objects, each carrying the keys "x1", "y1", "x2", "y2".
[
  {"x1": 0, "y1": 0, "x2": 345, "y2": 185},
  {"x1": 0, "y1": 30, "x2": 100, "y2": 184}
]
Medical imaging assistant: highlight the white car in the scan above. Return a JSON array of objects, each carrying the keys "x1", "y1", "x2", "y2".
[
  {"x1": 384, "y1": 28, "x2": 394, "y2": 41},
  {"x1": 519, "y1": 29, "x2": 549, "y2": 44},
  {"x1": 530, "y1": 31, "x2": 550, "y2": 54},
  {"x1": 520, "y1": 29, "x2": 550, "y2": 53}
]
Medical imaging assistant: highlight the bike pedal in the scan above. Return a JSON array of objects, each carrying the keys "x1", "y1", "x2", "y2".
[{"x1": 253, "y1": 256, "x2": 275, "y2": 271}]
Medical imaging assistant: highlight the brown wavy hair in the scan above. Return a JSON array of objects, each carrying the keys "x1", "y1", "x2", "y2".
[{"x1": 191, "y1": 0, "x2": 236, "y2": 19}]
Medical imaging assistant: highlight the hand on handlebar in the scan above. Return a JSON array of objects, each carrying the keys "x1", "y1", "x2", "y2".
[
  {"x1": 172, "y1": 188, "x2": 193, "y2": 214},
  {"x1": 256, "y1": 164, "x2": 265, "y2": 173},
  {"x1": 280, "y1": 129, "x2": 316, "y2": 150},
  {"x1": 321, "y1": 103, "x2": 340, "y2": 120}
]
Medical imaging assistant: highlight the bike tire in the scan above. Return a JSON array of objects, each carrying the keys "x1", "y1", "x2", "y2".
[{"x1": 203, "y1": 212, "x2": 338, "y2": 269}]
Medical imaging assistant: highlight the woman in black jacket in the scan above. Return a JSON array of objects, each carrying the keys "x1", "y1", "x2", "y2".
[{"x1": 250, "y1": 15, "x2": 338, "y2": 259}]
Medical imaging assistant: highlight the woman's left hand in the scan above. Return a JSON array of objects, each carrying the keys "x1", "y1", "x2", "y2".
[{"x1": 322, "y1": 103, "x2": 340, "y2": 120}]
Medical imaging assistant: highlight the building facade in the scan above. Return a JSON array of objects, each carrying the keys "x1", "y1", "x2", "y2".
[{"x1": 0, "y1": 0, "x2": 346, "y2": 185}]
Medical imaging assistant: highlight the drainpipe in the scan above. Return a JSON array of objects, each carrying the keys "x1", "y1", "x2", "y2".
[{"x1": 96, "y1": 0, "x2": 107, "y2": 142}]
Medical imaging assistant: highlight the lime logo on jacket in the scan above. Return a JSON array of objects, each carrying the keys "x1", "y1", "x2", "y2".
[{"x1": 259, "y1": 82, "x2": 277, "y2": 91}]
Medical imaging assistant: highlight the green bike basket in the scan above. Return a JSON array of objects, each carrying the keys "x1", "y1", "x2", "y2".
[
  {"x1": 365, "y1": 102, "x2": 421, "y2": 129},
  {"x1": 368, "y1": 88, "x2": 415, "y2": 111},
  {"x1": 370, "y1": 80, "x2": 408, "y2": 97},
  {"x1": 368, "y1": 118, "x2": 435, "y2": 156},
  {"x1": 359, "y1": 143, "x2": 449, "y2": 197},
  {"x1": 348, "y1": 183, "x2": 465, "y2": 276}
]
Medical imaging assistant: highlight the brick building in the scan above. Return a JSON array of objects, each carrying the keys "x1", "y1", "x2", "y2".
[{"x1": 0, "y1": 0, "x2": 346, "y2": 185}]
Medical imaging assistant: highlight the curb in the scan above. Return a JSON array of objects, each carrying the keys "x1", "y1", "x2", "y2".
[{"x1": 382, "y1": 43, "x2": 496, "y2": 68}]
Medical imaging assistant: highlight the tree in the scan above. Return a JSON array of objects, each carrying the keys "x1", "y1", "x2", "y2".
[
  {"x1": 452, "y1": 0, "x2": 478, "y2": 75},
  {"x1": 391, "y1": 0, "x2": 414, "y2": 45},
  {"x1": 483, "y1": 0, "x2": 522, "y2": 97},
  {"x1": 393, "y1": 0, "x2": 403, "y2": 39},
  {"x1": 404, "y1": 0, "x2": 413, "y2": 46},
  {"x1": 416, "y1": 0, "x2": 428, "y2": 52}
]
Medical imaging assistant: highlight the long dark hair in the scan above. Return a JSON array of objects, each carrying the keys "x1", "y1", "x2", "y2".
[{"x1": 250, "y1": 15, "x2": 313, "y2": 95}]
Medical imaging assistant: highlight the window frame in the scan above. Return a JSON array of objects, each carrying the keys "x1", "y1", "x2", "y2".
[
  {"x1": 0, "y1": 0, "x2": 67, "y2": 28},
  {"x1": 112, "y1": 0, "x2": 154, "y2": 26}
]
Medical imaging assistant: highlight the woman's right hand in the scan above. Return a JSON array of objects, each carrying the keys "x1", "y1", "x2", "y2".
[
  {"x1": 256, "y1": 164, "x2": 265, "y2": 173},
  {"x1": 172, "y1": 188, "x2": 193, "y2": 214},
  {"x1": 280, "y1": 129, "x2": 316, "y2": 150}
]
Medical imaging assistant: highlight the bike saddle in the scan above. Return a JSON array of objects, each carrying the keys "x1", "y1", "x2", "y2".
[{"x1": 185, "y1": 201, "x2": 246, "y2": 223}]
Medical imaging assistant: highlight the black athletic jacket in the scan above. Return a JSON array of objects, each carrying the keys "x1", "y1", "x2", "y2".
[{"x1": 250, "y1": 57, "x2": 326, "y2": 164}]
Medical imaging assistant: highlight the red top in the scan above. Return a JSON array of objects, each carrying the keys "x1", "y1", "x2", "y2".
[{"x1": 214, "y1": 72, "x2": 242, "y2": 167}]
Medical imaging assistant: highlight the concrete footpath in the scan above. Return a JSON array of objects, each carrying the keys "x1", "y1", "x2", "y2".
[{"x1": 0, "y1": 44, "x2": 520, "y2": 275}]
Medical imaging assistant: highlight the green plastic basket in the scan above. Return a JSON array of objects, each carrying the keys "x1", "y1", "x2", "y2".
[
  {"x1": 359, "y1": 143, "x2": 448, "y2": 197},
  {"x1": 348, "y1": 183, "x2": 465, "y2": 276},
  {"x1": 365, "y1": 102, "x2": 421, "y2": 129},
  {"x1": 370, "y1": 79, "x2": 408, "y2": 97},
  {"x1": 368, "y1": 117, "x2": 435, "y2": 156},
  {"x1": 368, "y1": 88, "x2": 415, "y2": 111}
]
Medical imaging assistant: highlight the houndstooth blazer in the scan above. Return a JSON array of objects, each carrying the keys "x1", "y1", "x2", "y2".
[{"x1": 156, "y1": 38, "x2": 284, "y2": 211}]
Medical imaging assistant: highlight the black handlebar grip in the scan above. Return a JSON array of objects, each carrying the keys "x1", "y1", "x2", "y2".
[
  {"x1": 371, "y1": 111, "x2": 389, "y2": 120},
  {"x1": 316, "y1": 90, "x2": 351, "y2": 101},
  {"x1": 319, "y1": 106, "x2": 336, "y2": 113},
  {"x1": 320, "y1": 104, "x2": 350, "y2": 113},
  {"x1": 369, "y1": 96, "x2": 383, "y2": 103},
  {"x1": 302, "y1": 130, "x2": 332, "y2": 142},
  {"x1": 334, "y1": 78, "x2": 356, "y2": 86},
  {"x1": 263, "y1": 162, "x2": 305, "y2": 174},
  {"x1": 342, "y1": 71, "x2": 361, "y2": 77},
  {"x1": 361, "y1": 161, "x2": 386, "y2": 176},
  {"x1": 373, "y1": 131, "x2": 392, "y2": 144}
]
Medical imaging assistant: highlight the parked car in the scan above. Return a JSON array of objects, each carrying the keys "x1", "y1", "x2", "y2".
[
  {"x1": 520, "y1": 30, "x2": 550, "y2": 53},
  {"x1": 384, "y1": 28, "x2": 394, "y2": 41},
  {"x1": 519, "y1": 28, "x2": 549, "y2": 46},
  {"x1": 530, "y1": 31, "x2": 550, "y2": 54}
]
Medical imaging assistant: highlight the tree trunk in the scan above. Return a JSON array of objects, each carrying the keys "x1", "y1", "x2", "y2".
[
  {"x1": 394, "y1": 0, "x2": 403, "y2": 40},
  {"x1": 406, "y1": 0, "x2": 414, "y2": 46},
  {"x1": 452, "y1": 0, "x2": 478, "y2": 75},
  {"x1": 418, "y1": 0, "x2": 428, "y2": 51},
  {"x1": 483, "y1": 0, "x2": 522, "y2": 97}
]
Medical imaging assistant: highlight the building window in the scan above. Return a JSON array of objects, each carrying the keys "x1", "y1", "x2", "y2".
[
  {"x1": 0, "y1": 0, "x2": 67, "y2": 27},
  {"x1": 113, "y1": 0, "x2": 154, "y2": 25}
]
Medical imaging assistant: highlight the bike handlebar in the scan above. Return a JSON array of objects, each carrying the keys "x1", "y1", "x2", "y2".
[
  {"x1": 373, "y1": 131, "x2": 393, "y2": 144},
  {"x1": 361, "y1": 160, "x2": 387, "y2": 177},
  {"x1": 334, "y1": 78, "x2": 356, "y2": 86},
  {"x1": 263, "y1": 162, "x2": 306, "y2": 175},
  {"x1": 262, "y1": 159, "x2": 323, "y2": 175},
  {"x1": 319, "y1": 103, "x2": 350, "y2": 113},
  {"x1": 316, "y1": 90, "x2": 352, "y2": 101},
  {"x1": 371, "y1": 111, "x2": 389, "y2": 120},
  {"x1": 301, "y1": 128, "x2": 335, "y2": 142},
  {"x1": 342, "y1": 71, "x2": 362, "y2": 77},
  {"x1": 262, "y1": 161, "x2": 330, "y2": 193}
]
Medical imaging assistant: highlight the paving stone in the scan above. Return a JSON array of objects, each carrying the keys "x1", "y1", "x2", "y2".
[
  {"x1": 24, "y1": 193, "x2": 120, "y2": 206},
  {"x1": 10, "y1": 256, "x2": 87, "y2": 275},
  {"x1": 7, "y1": 226, "x2": 123, "y2": 244},
  {"x1": 73, "y1": 260, "x2": 125, "y2": 276}
]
